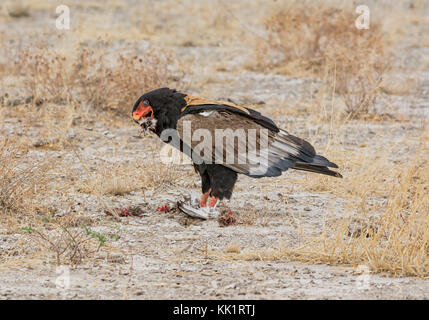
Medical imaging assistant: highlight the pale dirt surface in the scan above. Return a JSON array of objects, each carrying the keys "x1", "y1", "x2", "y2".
[{"x1": 0, "y1": 0, "x2": 428, "y2": 299}]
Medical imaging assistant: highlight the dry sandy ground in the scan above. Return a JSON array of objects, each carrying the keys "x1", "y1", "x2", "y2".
[{"x1": 0, "y1": 0, "x2": 428, "y2": 299}]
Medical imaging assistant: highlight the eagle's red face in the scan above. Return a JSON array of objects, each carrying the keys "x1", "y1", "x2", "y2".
[{"x1": 132, "y1": 99, "x2": 157, "y2": 132}]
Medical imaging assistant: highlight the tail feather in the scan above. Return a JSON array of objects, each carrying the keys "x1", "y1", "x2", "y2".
[
  {"x1": 293, "y1": 163, "x2": 342, "y2": 178},
  {"x1": 309, "y1": 155, "x2": 339, "y2": 168}
]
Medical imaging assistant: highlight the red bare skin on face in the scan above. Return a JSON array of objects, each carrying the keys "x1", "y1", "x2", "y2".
[{"x1": 133, "y1": 101, "x2": 154, "y2": 121}]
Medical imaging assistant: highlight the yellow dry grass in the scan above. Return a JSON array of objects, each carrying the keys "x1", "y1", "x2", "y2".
[
  {"x1": 221, "y1": 121, "x2": 428, "y2": 278},
  {"x1": 256, "y1": 1, "x2": 391, "y2": 117},
  {"x1": 16, "y1": 41, "x2": 174, "y2": 116},
  {"x1": 0, "y1": 137, "x2": 49, "y2": 216}
]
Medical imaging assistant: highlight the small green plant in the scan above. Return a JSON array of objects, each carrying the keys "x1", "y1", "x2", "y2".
[
  {"x1": 84, "y1": 226, "x2": 107, "y2": 247},
  {"x1": 20, "y1": 226, "x2": 37, "y2": 234}
]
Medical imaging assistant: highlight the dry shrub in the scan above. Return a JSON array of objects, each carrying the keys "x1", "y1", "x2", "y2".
[
  {"x1": 237, "y1": 137, "x2": 429, "y2": 278},
  {"x1": 18, "y1": 48, "x2": 73, "y2": 104},
  {"x1": 20, "y1": 219, "x2": 107, "y2": 265},
  {"x1": 74, "y1": 48, "x2": 173, "y2": 115},
  {"x1": 294, "y1": 149, "x2": 429, "y2": 277},
  {"x1": 18, "y1": 42, "x2": 174, "y2": 116},
  {"x1": 0, "y1": 138, "x2": 48, "y2": 215},
  {"x1": 0, "y1": 138, "x2": 112, "y2": 265},
  {"x1": 258, "y1": 2, "x2": 389, "y2": 117},
  {"x1": 3, "y1": 0, "x2": 30, "y2": 18}
]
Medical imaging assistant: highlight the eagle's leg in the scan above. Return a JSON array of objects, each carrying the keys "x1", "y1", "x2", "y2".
[
  {"x1": 178, "y1": 164, "x2": 235, "y2": 219},
  {"x1": 199, "y1": 191, "x2": 210, "y2": 207}
]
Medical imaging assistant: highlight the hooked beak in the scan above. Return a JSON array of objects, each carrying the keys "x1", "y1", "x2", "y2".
[
  {"x1": 132, "y1": 105, "x2": 154, "y2": 122},
  {"x1": 132, "y1": 105, "x2": 157, "y2": 132}
]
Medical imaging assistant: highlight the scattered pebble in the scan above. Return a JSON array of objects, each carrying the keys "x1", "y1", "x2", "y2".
[{"x1": 33, "y1": 138, "x2": 59, "y2": 147}]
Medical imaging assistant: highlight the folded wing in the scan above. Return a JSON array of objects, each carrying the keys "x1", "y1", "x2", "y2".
[{"x1": 175, "y1": 104, "x2": 341, "y2": 178}]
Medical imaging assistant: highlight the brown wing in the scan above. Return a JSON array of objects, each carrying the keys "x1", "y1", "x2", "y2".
[
  {"x1": 176, "y1": 109, "x2": 340, "y2": 177},
  {"x1": 182, "y1": 95, "x2": 250, "y2": 114},
  {"x1": 181, "y1": 95, "x2": 279, "y2": 132}
]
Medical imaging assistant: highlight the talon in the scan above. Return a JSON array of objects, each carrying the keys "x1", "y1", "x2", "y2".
[{"x1": 208, "y1": 196, "x2": 219, "y2": 208}]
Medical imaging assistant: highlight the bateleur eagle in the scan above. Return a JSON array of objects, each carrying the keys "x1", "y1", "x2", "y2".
[{"x1": 132, "y1": 87, "x2": 341, "y2": 219}]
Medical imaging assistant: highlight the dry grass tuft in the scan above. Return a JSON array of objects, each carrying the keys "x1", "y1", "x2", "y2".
[
  {"x1": 236, "y1": 134, "x2": 429, "y2": 278},
  {"x1": 257, "y1": 2, "x2": 390, "y2": 117},
  {"x1": 294, "y1": 149, "x2": 428, "y2": 277},
  {"x1": 276, "y1": 111, "x2": 429, "y2": 278},
  {"x1": 3, "y1": 0, "x2": 30, "y2": 18},
  {"x1": 17, "y1": 41, "x2": 175, "y2": 116},
  {"x1": 73, "y1": 48, "x2": 174, "y2": 115},
  {"x1": 77, "y1": 165, "x2": 142, "y2": 196},
  {"x1": 0, "y1": 138, "x2": 49, "y2": 216},
  {"x1": 225, "y1": 244, "x2": 241, "y2": 254}
]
